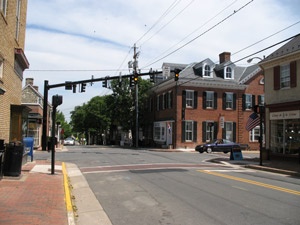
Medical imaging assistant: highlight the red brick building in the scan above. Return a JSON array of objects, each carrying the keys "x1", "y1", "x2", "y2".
[{"x1": 143, "y1": 52, "x2": 264, "y2": 150}]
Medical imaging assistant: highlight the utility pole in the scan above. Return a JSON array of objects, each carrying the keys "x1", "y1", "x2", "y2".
[{"x1": 133, "y1": 44, "x2": 139, "y2": 148}]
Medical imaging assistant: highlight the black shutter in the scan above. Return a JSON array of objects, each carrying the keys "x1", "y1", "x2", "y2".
[
  {"x1": 252, "y1": 95, "x2": 255, "y2": 109},
  {"x1": 203, "y1": 91, "x2": 207, "y2": 109},
  {"x1": 222, "y1": 93, "x2": 226, "y2": 110},
  {"x1": 202, "y1": 121, "x2": 206, "y2": 142},
  {"x1": 182, "y1": 121, "x2": 186, "y2": 142},
  {"x1": 242, "y1": 94, "x2": 246, "y2": 111},
  {"x1": 233, "y1": 122, "x2": 236, "y2": 142},
  {"x1": 213, "y1": 122, "x2": 218, "y2": 139},
  {"x1": 182, "y1": 90, "x2": 186, "y2": 109},
  {"x1": 290, "y1": 61, "x2": 297, "y2": 88},
  {"x1": 214, "y1": 92, "x2": 217, "y2": 109},
  {"x1": 194, "y1": 91, "x2": 198, "y2": 109},
  {"x1": 233, "y1": 93, "x2": 236, "y2": 110},
  {"x1": 274, "y1": 66, "x2": 280, "y2": 90},
  {"x1": 170, "y1": 91, "x2": 173, "y2": 108},
  {"x1": 193, "y1": 121, "x2": 197, "y2": 142}
]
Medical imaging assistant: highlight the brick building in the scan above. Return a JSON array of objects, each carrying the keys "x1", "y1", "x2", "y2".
[
  {"x1": 0, "y1": 0, "x2": 29, "y2": 143},
  {"x1": 22, "y1": 78, "x2": 52, "y2": 149},
  {"x1": 143, "y1": 52, "x2": 264, "y2": 150},
  {"x1": 259, "y1": 35, "x2": 300, "y2": 157}
]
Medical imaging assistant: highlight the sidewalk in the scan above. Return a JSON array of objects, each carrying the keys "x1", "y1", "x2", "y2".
[{"x1": 0, "y1": 160, "x2": 69, "y2": 225}]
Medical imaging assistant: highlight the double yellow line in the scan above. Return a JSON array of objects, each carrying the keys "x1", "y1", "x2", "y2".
[{"x1": 199, "y1": 170, "x2": 300, "y2": 196}]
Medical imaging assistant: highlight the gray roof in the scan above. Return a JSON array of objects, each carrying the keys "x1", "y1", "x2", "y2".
[{"x1": 261, "y1": 34, "x2": 300, "y2": 62}]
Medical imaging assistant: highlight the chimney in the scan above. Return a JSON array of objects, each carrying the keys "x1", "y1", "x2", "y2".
[
  {"x1": 219, "y1": 52, "x2": 231, "y2": 64},
  {"x1": 25, "y1": 78, "x2": 34, "y2": 86},
  {"x1": 33, "y1": 86, "x2": 39, "y2": 92}
]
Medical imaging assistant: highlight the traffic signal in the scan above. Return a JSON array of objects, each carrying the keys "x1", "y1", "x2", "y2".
[
  {"x1": 134, "y1": 73, "x2": 138, "y2": 84},
  {"x1": 102, "y1": 79, "x2": 107, "y2": 88},
  {"x1": 150, "y1": 74, "x2": 154, "y2": 83},
  {"x1": 65, "y1": 81, "x2": 72, "y2": 90},
  {"x1": 72, "y1": 84, "x2": 76, "y2": 93},
  {"x1": 129, "y1": 76, "x2": 134, "y2": 87},
  {"x1": 81, "y1": 83, "x2": 86, "y2": 92},
  {"x1": 52, "y1": 95, "x2": 63, "y2": 107},
  {"x1": 174, "y1": 69, "x2": 181, "y2": 81}
]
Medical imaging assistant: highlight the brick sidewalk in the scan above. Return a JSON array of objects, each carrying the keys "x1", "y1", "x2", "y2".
[{"x1": 0, "y1": 160, "x2": 68, "y2": 225}]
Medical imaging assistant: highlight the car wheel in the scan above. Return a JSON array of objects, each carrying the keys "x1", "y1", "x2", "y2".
[
  {"x1": 206, "y1": 147, "x2": 212, "y2": 153},
  {"x1": 199, "y1": 151, "x2": 204, "y2": 154},
  {"x1": 223, "y1": 151, "x2": 229, "y2": 154}
]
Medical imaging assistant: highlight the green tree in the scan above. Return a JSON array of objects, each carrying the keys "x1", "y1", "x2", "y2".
[{"x1": 56, "y1": 110, "x2": 72, "y2": 139}]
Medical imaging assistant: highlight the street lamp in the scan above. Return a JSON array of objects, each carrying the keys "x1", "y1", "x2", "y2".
[{"x1": 247, "y1": 56, "x2": 263, "y2": 63}]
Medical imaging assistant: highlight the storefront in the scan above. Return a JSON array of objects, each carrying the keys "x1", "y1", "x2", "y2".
[{"x1": 269, "y1": 110, "x2": 300, "y2": 154}]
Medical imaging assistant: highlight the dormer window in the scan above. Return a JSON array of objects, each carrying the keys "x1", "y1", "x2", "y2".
[
  {"x1": 204, "y1": 65, "x2": 211, "y2": 77},
  {"x1": 225, "y1": 67, "x2": 233, "y2": 79}
]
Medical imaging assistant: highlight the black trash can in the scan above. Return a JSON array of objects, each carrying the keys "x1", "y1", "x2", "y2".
[
  {"x1": 3, "y1": 142, "x2": 24, "y2": 177},
  {"x1": 0, "y1": 139, "x2": 5, "y2": 180}
]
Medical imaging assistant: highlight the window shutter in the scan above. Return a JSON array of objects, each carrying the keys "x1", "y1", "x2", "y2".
[
  {"x1": 203, "y1": 91, "x2": 207, "y2": 109},
  {"x1": 182, "y1": 90, "x2": 186, "y2": 108},
  {"x1": 242, "y1": 94, "x2": 246, "y2": 111},
  {"x1": 194, "y1": 91, "x2": 198, "y2": 109},
  {"x1": 159, "y1": 95, "x2": 163, "y2": 110},
  {"x1": 182, "y1": 121, "x2": 186, "y2": 142},
  {"x1": 213, "y1": 122, "x2": 218, "y2": 139},
  {"x1": 222, "y1": 93, "x2": 226, "y2": 110},
  {"x1": 290, "y1": 61, "x2": 297, "y2": 88},
  {"x1": 214, "y1": 92, "x2": 217, "y2": 109},
  {"x1": 193, "y1": 121, "x2": 197, "y2": 142},
  {"x1": 273, "y1": 66, "x2": 280, "y2": 90},
  {"x1": 164, "y1": 94, "x2": 167, "y2": 109},
  {"x1": 233, "y1": 93, "x2": 236, "y2": 110},
  {"x1": 252, "y1": 95, "x2": 255, "y2": 109},
  {"x1": 170, "y1": 91, "x2": 173, "y2": 108},
  {"x1": 233, "y1": 122, "x2": 236, "y2": 142},
  {"x1": 202, "y1": 121, "x2": 206, "y2": 142}
]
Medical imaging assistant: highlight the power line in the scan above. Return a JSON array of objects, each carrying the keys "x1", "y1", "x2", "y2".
[
  {"x1": 135, "y1": 0, "x2": 181, "y2": 45},
  {"x1": 142, "y1": 0, "x2": 239, "y2": 68},
  {"x1": 139, "y1": 0, "x2": 196, "y2": 47},
  {"x1": 141, "y1": 0, "x2": 254, "y2": 69}
]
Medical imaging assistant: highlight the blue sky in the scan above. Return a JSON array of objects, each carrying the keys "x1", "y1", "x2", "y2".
[{"x1": 23, "y1": 0, "x2": 300, "y2": 121}]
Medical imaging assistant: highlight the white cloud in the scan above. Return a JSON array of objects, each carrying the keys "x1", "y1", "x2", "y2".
[{"x1": 24, "y1": 0, "x2": 300, "y2": 121}]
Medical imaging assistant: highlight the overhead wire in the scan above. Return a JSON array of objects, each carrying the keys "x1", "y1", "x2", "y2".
[
  {"x1": 135, "y1": 0, "x2": 181, "y2": 45},
  {"x1": 139, "y1": 0, "x2": 196, "y2": 47},
  {"x1": 141, "y1": 0, "x2": 254, "y2": 69},
  {"x1": 142, "y1": 0, "x2": 239, "y2": 68}
]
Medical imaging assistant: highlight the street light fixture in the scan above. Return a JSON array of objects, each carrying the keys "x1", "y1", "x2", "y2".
[{"x1": 247, "y1": 56, "x2": 263, "y2": 63}]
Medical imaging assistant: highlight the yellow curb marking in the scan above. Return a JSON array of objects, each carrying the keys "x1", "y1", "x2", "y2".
[
  {"x1": 62, "y1": 162, "x2": 76, "y2": 224},
  {"x1": 198, "y1": 170, "x2": 300, "y2": 196}
]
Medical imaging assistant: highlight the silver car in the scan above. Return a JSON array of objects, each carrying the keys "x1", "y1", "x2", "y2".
[{"x1": 64, "y1": 137, "x2": 75, "y2": 146}]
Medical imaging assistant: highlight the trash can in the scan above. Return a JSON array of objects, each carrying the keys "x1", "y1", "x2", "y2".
[
  {"x1": 0, "y1": 139, "x2": 5, "y2": 180},
  {"x1": 23, "y1": 137, "x2": 34, "y2": 162},
  {"x1": 3, "y1": 142, "x2": 24, "y2": 177}
]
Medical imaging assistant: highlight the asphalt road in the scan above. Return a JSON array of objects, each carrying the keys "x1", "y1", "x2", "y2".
[{"x1": 36, "y1": 146, "x2": 300, "y2": 225}]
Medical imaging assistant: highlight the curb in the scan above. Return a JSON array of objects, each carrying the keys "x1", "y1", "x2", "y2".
[
  {"x1": 245, "y1": 164, "x2": 300, "y2": 177},
  {"x1": 62, "y1": 162, "x2": 76, "y2": 225}
]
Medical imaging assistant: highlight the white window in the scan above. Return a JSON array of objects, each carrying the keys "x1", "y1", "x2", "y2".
[
  {"x1": 225, "y1": 122, "x2": 233, "y2": 141},
  {"x1": 0, "y1": 58, "x2": 3, "y2": 79},
  {"x1": 249, "y1": 126, "x2": 260, "y2": 142},
  {"x1": 154, "y1": 122, "x2": 166, "y2": 142},
  {"x1": 245, "y1": 94, "x2": 252, "y2": 110},
  {"x1": 15, "y1": 0, "x2": 21, "y2": 40},
  {"x1": 206, "y1": 91, "x2": 214, "y2": 108},
  {"x1": 280, "y1": 64, "x2": 290, "y2": 88},
  {"x1": 225, "y1": 93, "x2": 233, "y2": 109},
  {"x1": 204, "y1": 65, "x2": 211, "y2": 77},
  {"x1": 186, "y1": 90, "x2": 194, "y2": 108},
  {"x1": 225, "y1": 67, "x2": 233, "y2": 79},
  {"x1": 0, "y1": 0, "x2": 7, "y2": 17},
  {"x1": 185, "y1": 121, "x2": 193, "y2": 142}
]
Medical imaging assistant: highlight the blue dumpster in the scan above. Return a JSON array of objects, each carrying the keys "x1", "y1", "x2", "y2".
[{"x1": 23, "y1": 137, "x2": 34, "y2": 162}]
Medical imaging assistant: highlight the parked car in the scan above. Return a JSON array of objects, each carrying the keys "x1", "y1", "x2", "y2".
[
  {"x1": 195, "y1": 139, "x2": 241, "y2": 153},
  {"x1": 64, "y1": 137, "x2": 75, "y2": 146}
]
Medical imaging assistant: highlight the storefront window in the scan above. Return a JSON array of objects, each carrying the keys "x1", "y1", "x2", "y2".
[{"x1": 270, "y1": 119, "x2": 300, "y2": 154}]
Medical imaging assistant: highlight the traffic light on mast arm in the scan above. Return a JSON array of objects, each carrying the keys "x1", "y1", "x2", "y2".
[
  {"x1": 102, "y1": 79, "x2": 107, "y2": 88},
  {"x1": 81, "y1": 83, "x2": 86, "y2": 92},
  {"x1": 134, "y1": 73, "x2": 138, "y2": 84},
  {"x1": 174, "y1": 69, "x2": 181, "y2": 81}
]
